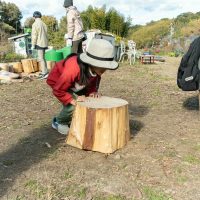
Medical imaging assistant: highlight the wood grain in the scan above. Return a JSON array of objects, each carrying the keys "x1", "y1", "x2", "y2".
[{"x1": 66, "y1": 96, "x2": 130, "y2": 153}]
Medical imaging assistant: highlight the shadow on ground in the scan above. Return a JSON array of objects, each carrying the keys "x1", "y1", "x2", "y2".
[
  {"x1": 0, "y1": 125, "x2": 64, "y2": 198},
  {"x1": 128, "y1": 105, "x2": 149, "y2": 137},
  {"x1": 183, "y1": 95, "x2": 199, "y2": 111},
  {"x1": 129, "y1": 105, "x2": 149, "y2": 117},
  {"x1": 129, "y1": 119, "x2": 144, "y2": 136},
  {"x1": 0, "y1": 105, "x2": 149, "y2": 197}
]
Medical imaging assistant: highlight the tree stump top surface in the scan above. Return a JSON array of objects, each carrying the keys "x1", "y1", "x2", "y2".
[{"x1": 78, "y1": 96, "x2": 128, "y2": 108}]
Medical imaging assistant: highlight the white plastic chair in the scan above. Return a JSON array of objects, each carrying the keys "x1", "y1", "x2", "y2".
[
  {"x1": 119, "y1": 41, "x2": 128, "y2": 63},
  {"x1": 127, "y1": 40, "x2": 136, "y2": 65},
  {"x1": 119, "y1": 40, "x2": 137, "y2": 65}
]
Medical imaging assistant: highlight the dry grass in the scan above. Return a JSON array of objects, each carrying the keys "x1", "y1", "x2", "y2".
[{"x1": 0, "y1": 57, "x2": 199, "y2": 200}]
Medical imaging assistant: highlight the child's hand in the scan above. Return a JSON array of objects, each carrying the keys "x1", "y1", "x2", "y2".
[
  {"x1": 77, "y1": 95, "x2": 86, "y2": 102},
  {"x1": 70, "y1": 95, "x2": 86, "y2": 105},
  {"x1": 89, "y1": 92, "x2": 101, "y2": 98}
]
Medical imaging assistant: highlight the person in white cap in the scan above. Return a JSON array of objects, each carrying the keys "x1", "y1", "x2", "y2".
[
  {"x1": 47, "y1": 38, "x2": 118, "y2": 135},
  {"x1": 63, "y1": 0, "x2": 85, "y2": 53},
  {"x1": 31, "y1": 11, "x2": 49, "y2": 79}
]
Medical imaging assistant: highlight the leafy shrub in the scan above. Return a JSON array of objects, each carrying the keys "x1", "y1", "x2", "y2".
[
  {"x1": 168, "y1": 50, "x2": 183, "y2": 57},
  {"x1": 0, "y1": 52, "x2": 25, "y2": 62},
  {"x1": 168, "y1": 52, "x2": 176, "y2": 57}
]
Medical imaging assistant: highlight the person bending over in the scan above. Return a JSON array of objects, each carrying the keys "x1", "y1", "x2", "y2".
[{"x1": 47, "y1": 39, "x2": 118, "y2": 135}]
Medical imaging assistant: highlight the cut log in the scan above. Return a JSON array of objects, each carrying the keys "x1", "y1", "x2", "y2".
[
  {"x1": 47, "y1": 61, "x2": 56, "y2": 71},
  {"x1": 8, "y1": 64, "x2": 14, "y2": 73},
  {"x1": 66, "y1": 96, "x2": 130, "y2": 153},
  {"x1": 37, "y1": 61, "x2": 41, "y2": 72},
  {"x1": 21, "y1": 59, "x2": 36, "y2": 74},
  {"x1": 9, "y1": 62, "x2": 23, "y2": 73},
  {"x1": 32, "y1": 59, "x2": 39, "y2": 72}
]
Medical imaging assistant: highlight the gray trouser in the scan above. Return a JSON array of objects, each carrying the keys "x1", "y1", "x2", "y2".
[
  {"x1": 72, "y1": 39, "x2": 83, "y2": 54},
  {"x1": 37, "y1": 49, "x2": 48, "y2": 74}
]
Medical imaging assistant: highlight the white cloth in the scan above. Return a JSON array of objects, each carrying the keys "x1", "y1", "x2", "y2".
[
  {"x1": 67, "y1": 39, "x2": 72, "y2": 47},
  {"x1": 64, "y1": 33, "x2": 68, "y2": 40},
  {"x1": 71, "y1": 82, "x2": 85, "y2": 93}
]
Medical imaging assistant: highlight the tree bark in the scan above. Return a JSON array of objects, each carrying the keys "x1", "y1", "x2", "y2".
[
  {"x1": 66, "y1": 96, "x2": 130, "y2": 153},
  {"x1": 21, "y1": 59, "x2": 38, "y2": 74}
]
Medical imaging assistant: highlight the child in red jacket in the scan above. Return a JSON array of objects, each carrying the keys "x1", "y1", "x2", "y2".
[{"x1": 47, "y1": 38, "x2": 118, "y2": 135}]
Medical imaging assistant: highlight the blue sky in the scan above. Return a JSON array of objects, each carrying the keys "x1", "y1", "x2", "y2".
[{"x1": 3, "y1": 0, "x2": 200, "y2": 25}]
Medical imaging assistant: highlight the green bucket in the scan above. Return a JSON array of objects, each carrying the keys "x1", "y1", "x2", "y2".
[
  {"x1": 57, "y1": 47, "x2": 71, "y2": 59},
  {"x1": 62, "y1": 47, "x2": 71, "y2": 58},
  {"x1": 45, "y1": 50, "x2": 63, "y2": 62}
]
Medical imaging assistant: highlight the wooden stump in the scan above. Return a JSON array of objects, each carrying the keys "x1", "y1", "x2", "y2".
[
  {"x1": 47, "y1": 61, "x2": 56, "y2": 71},
  {"x1": 37, "y1": 61, "x2": 41, "y2": 72},
  {"x1": 32, "y1": 59, "x2": 39, "y2": 72},
  {"x1": 21, "y1": 59, "x2": 37, "y2": 74},
  {"x1": 66, "y1": 96, "x2": 130, "y2": 154},
  {"x1": 9, "y1": 62, "x2": 23, "y2": 73}
]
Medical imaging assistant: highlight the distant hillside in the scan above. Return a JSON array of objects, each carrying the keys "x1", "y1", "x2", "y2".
[
  {"x1": 128, "y1": 19, "x2": 171, "y2": 48},
  {"x1": 128, "y1": 11, "x2": 200, "y2": 49}
]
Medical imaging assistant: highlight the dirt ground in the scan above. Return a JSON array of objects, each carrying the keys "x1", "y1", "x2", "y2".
[{"x1": 0, "y1": 57, "x2": 199, "y2": 200}]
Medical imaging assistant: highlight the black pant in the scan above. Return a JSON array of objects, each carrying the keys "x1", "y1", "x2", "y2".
[{"x1": 72, "y1": 38, "x2": 83, "y2": 54}]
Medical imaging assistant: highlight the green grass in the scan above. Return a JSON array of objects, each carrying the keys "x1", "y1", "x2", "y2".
[
  {"x1": 61, "y1": 185, "x2": 88, "y2": 199},
  {"x1": 143, "y1": 186, "x2": 173, "y2": 200},
  {"x1": 76, "y1": 187, "x2": 87, "y2": 199},
  {"x1": 177, "y1": 176, "x2": 188, "y2": 184},
  {"x1": 147, "y1": 71, "x2": 165, "y2": 82},
  {"x1": 134, "y1": 69, "x2": 147, "y2": 78},
  {"x1": 3, "y1": 159, "x2": 14, "y2": 166},
  {"x1": 164, "y1": 150, "x2": 177, "y2": 158},
  {"x1": 152, "y1": 88, "x2": 162, "y2": 97},
  {"x1": 11, "y1": 196, "x2": 25, "y2": 200},
  {"x1": 174, "y1": 166, "x2": 188, "y2": 183},
  {"x1": 94, "y1": 195, "x2": 126, "y2": 200},
  {"x1": 19, "y1": 137, "x2": 33, "y2": 145},
  {"x1": 183, "y1": 155, "x2": 200, "y2": 164},
  {"x1": 25, "y1": 179, "x2": 47, "y2": 199},
  {"x1": 193, "y1": 144, "x2": 200, "y2": 151},
  {"x1": 63, "y1": 170, "x2": 73, "y2": 179}
]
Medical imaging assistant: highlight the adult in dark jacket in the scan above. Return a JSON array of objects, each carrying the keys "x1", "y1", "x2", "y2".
[{"x1": 177, "y1": 36, "x2": 200, "y2": 91}]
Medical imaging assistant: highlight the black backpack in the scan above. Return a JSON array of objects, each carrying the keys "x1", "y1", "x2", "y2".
[{"x1": 177, "y1": 36, "x2": 200, "y2": 91}]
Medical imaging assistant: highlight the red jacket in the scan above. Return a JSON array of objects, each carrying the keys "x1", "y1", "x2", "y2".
[{"x1": 46, "y1": 55, "x2": 101, "y2": 105}]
